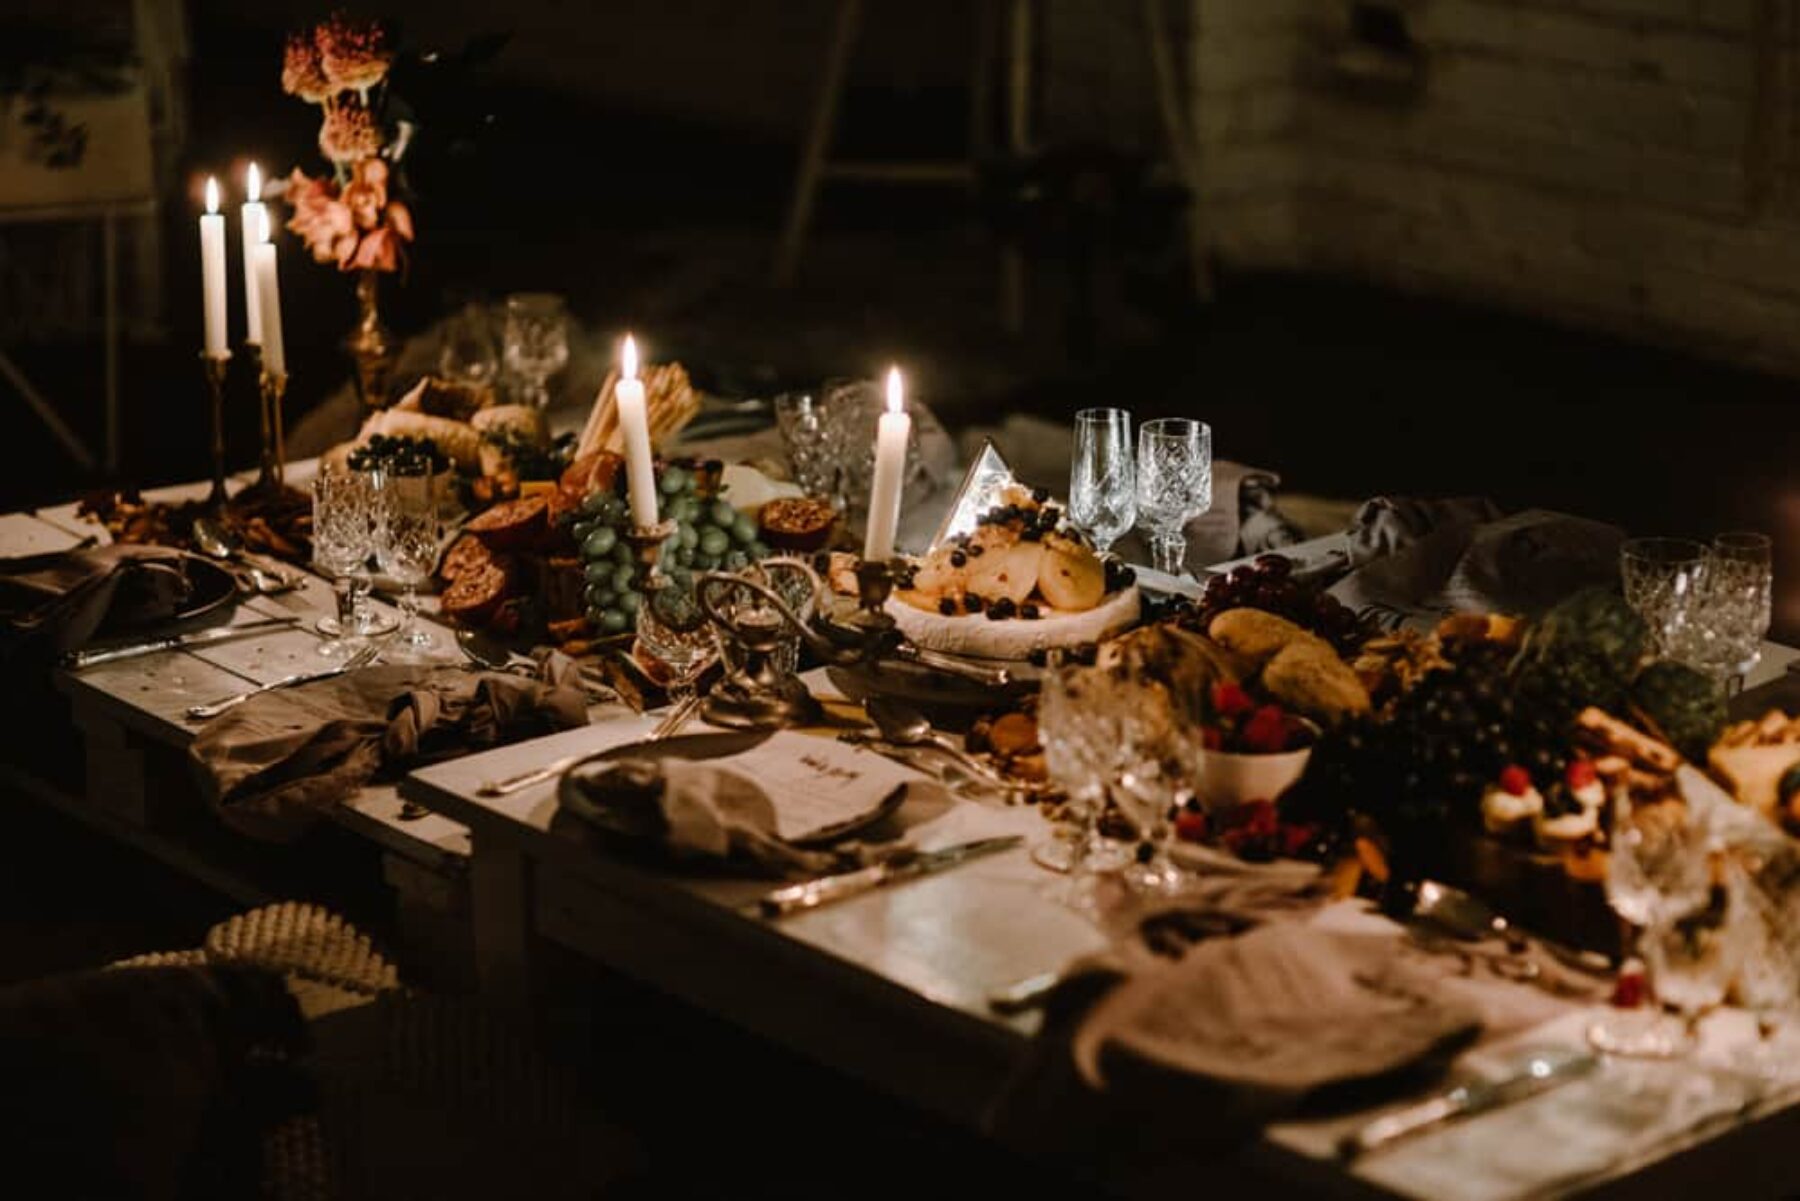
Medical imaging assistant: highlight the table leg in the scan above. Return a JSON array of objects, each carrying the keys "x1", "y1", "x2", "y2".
[
  {"x1": 72, "y1": 707, "x2": 151, "y2": 828},
  {"x1": 468, "y1": 842, "x2": 537, "y2": 1015}
]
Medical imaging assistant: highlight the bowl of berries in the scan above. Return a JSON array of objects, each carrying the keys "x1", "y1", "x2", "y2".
[{"x1": 1193, "y1": 682, "x2": 1318, "y2": 810}]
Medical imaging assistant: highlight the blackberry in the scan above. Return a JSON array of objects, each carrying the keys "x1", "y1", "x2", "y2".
[
  {"x1": 938, "y1": 597, "x2": 957, "y2": 616},
  {"x1": 964, "y1": 593, "x2": 985, "y2": 612},
  {"x1": 950, "y1": 550, "x2": 967, "y2": 568},
  {"x1": 1021, "y1": 603, "x2": 1040, "y2": 620}
]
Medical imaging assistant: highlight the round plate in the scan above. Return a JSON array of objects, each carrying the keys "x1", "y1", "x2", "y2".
[
  {"x1": 100, "y1": 555, "x2": 240, "y2": 634},
  {"x1": 826, "y1": 655, "x2": 1037, "y2": 732},
  {"x1": 556, "y1": 729, "x2": 908, "y2": 849}
]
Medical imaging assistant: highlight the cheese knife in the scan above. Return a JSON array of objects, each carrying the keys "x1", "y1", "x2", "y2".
[
  {"x1": 62, "y1": 616, "x2": 301, "y2": 669},
  {"x1": 758, "y1": 835, "x2": 1023, "y2": 918},
  {"x1": 1338, "y1": 1046, "x2": 1598, "y2": 1160}
]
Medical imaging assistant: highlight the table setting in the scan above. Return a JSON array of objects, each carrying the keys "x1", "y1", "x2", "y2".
[{"x1": 12, "y1": 14, "x2": 1800, "y2": 1193}]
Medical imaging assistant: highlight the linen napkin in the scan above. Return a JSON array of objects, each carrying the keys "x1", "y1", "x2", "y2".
[
  {"x1": 988, "y1": 915, "x2": 1484, "y2": 1165},
  {"x1": 560, "y1": 734, "x2": 925, "y2": 876},
  {"x1": 0, "y1": 543, "x2": 196, "y2": 660},
  {"x1": 1330, "y1": 501, "x2": 1623, "y2": 623},
  {"x1": 191, "y1": 655, "x2": 589, "y2": 840}
]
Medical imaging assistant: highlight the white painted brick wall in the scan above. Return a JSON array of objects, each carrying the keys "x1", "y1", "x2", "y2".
[{"x1": 1182, "y1": 0, "x2": 1800, "y2": 374}]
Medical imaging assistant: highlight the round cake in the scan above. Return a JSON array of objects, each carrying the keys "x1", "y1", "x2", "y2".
[{"x1": 885, "y1": 485, "x2": 1141, "y2": 661}]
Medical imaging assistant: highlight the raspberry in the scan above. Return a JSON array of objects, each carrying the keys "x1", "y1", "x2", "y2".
[
  {"x1": 1243, "y1": 705, "x2": 1290, "y2": 753},
  {"x1": 1210, "y1": 681, "x2": 1255, "y2": 719},
  {"x1": 1175, "y1": 810, "x2": 1208, "y2": 843},
  {"x1": 1566, "y1": 758, "x2": 1598, "y2": 789},
  {"x1": 1200, "y1": 727, "x2": 1224, "y2": 751},
  {"x1": 1498, "y1": 765, "x2": 1533, "y2": 796}
]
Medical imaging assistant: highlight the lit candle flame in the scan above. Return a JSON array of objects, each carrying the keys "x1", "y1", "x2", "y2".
[
  {"x1": 885, "y1": 366, "x2": 904, "y2": 414},
  {"x1": 204, "y1": 177, "x2": 220, "y2": 214},
  {"x1": 246, "y1": 162, "x2": 262, "y2": 201},
  {"x1": 622, "y1": 334, "x2": 639, "y2": 381}
]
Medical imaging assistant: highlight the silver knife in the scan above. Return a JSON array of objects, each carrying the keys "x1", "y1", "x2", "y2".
[
  {"x1": 758, "y1": 834, "x2": 1023, "y2": 918},
  {"x1": 62, "y1": 616, "x2": 301, "y2": 669},
  {"x1": 477, "y1": 692, "x2": 706, "y2": 797},
  {"x1": 1339, "y1": 1046, "x2": 1598, "y2": 1160},
  {"x1": 184, "y1": 640, "x2": 384, "y2": 721}
]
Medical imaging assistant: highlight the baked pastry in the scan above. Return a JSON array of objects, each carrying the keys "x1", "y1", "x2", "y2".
[{"x1": 886, "y1": 487, "x2": 1139, "y2": 660}]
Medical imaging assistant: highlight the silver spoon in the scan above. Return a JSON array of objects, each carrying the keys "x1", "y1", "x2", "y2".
[
  {"x1": 864, "y1": 697, "x2": 1016, "y2": 789},
  {"x1": 192, "y1": 515, "x2": 298, "y2": 593}
]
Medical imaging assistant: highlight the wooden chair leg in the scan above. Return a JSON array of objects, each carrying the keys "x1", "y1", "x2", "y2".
[{"x1": 773, "y1": 0, "x2": 864, "y2": 287}]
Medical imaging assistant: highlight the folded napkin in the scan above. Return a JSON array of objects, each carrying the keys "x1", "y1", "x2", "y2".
[
  {"x1": 989, "y1": 921, "x2": 1482, "y2": 1164},
  {"x1": 0, "y1": 544, "x2": 196, "y2": 660},
  {"x1": 562, "y1": 735, "x2": 924, "y2": 876},
  {"x1": 191, "y1": 654, "x2": 589, "y2": 840},
  {"x1": 1330, "y1": 500, "x2": 1623, "y2": 622}
]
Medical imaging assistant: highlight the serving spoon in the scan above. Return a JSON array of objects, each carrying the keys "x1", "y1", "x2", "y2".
[
  {"x1": 863, "y1": 697, "x2": 1021, "y2": 790},
  {"x1": 192, "y1": 515, "x2": 299, "y2": 594}
]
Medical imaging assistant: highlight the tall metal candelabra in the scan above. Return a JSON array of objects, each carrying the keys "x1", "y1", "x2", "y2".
[
  {"x1": 200, "y1": 351, "x2": 231, "y2": 507},
  {"x1": 257, "y1": 368, "x2": 288, "y2": 490}
]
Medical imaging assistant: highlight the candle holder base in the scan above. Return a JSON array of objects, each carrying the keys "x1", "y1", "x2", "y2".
[{"x1": 256, "y1": 369, "x2": 289, "y2": 491}]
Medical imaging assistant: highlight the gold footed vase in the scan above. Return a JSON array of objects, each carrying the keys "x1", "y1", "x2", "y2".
[{"x1": 346, "y1": 269, "x2": 397, "y2": 415}]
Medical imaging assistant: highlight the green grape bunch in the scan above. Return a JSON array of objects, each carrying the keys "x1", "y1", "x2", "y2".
[{"x1": 566, "y1": 460, "x2": 772, "y2": 638}]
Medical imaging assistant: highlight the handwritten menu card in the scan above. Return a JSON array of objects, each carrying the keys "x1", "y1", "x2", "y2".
[{"x1": 713, "y1": 731, "x2": 920, "y2": 841}]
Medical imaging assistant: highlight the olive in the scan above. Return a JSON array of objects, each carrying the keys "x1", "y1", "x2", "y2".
[
  {"x1": 677, "y1": 522, "x2": 699, "y2": 550},
  {"x1": 617, "y1": 590, "x2": 642, "y2": 615},
  {"x1": 598, "y1": 608, "x2": 629, "y2": 634},
  {"x1": 698, "y1": 527, "x2": 730, "y2": 558},
  {"x1": 746, "y1": 540, "x2": 770, "y2": 560},
  {"x1": 710, "y1": 500, "x2": 739, "y2": 528},
  {"x1": 722, "y1": 550, "x2": 749, "y2": 572},
  {"x1": 731, "y1": 515, "x2": 758, "y2": 545},
  {"x1": 581, "y1": 490, "x2": 612, "y2": 517},
  {"x1": 584, "y1": 561, "x2": 614, "y2": 583},
  {"x1": 659, "y1": 467, "x2": 687, "y2": 495},
  {"x1": 693, "y1": 552, "x2": 719, "y2": 571},
  {"x1": 611, "y1": 563, "x2": 637, "y2": 594}
]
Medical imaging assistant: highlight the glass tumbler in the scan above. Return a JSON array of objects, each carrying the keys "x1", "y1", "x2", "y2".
[{"x1": 1069, "y1": 407, "x2": 1135, "y2": 554}]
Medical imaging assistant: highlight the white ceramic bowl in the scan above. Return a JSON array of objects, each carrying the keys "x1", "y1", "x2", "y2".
[{"x1": 1195, "y1": 741, "x2": 1315, "y2": 810}]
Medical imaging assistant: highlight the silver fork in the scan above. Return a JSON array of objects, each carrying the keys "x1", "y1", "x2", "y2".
[
  {"x1": 475, "y1": 691, "x2": 705, "y2": 798},
  {"x1": 184, "y1": 639, "x2": 383, "y2": 721}
]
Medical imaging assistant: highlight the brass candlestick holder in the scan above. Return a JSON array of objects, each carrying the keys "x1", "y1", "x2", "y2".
[
  {"x1": 257, "y1": 368, "x2": 289, "y2": 490},
  {"x1": 201, "y1": 351, "x2": 231, "y2": 507}
]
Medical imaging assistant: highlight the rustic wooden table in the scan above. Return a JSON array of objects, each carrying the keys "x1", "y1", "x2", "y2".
[
  {"x1": 400, "y1": 661, "x2": 1800, "y2": 1200},
  {"x1": 4, "y1": 463, "x2": 476, "y2": 978},
  {"x1": 15, "y1": 477, "x2": 1800, "y2": 1196}
]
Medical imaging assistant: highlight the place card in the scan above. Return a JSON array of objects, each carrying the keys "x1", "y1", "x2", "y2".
[{"x1": 706, "y1": 731, "x2": 921, "y2": 842}]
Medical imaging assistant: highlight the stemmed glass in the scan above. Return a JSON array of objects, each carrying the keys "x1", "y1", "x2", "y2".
[
  {"x1": 1724, "y1": 859, "x2": 1800, "y2": 1080},
  {"x1": 1069, "y1": 408, "x2": 1135, "y2": 553},
  {"x1": 773, "y1": 392, "x2": 833, "y2": 498},
  {"x1": 1135, "y1": 418, "x2": 1212, "y2": 577},
  {"x1": 1588, "y1": 789, "x2": 1714, "y2": 1058},
  {"x1": 373, "y1": 463, "x2": 440, "y2": 660},
  {"x1": 637, "y1": 570, "x2": 716, "y2": 708},
  {"x1": 1034, "y1": 665, "x2": 1122, "y2": 911},
  {"x1": 1620, "y1": 538, "x2": 1708, "y2": 661},
  {"x1": 311, "y1": 465, "x2": 394, "y2": 658},
  {"x1": 1705, "y1": 532, "x2": 1773, "y2": 686},
  {"x1": 502, "y1": 293, "x2": 570, "y2": 410},
  {"x1": 1111, "y1": 682, "x2": 1196, "y2": 896},
  {"x1": 1641, "y1": 894, "x2": 1739, "y2": 1052},
  {"x1": 438, "y1": 301, "x2": 499, "y2": 388}
]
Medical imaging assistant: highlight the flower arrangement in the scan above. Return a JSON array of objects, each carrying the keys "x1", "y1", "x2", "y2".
[{"x1": 278, "y1": 13, "x2": 413, "y2": 275}]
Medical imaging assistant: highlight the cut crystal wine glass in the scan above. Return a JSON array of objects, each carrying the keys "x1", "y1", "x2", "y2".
[
  {"x1": 502, "y1": 293, "x2": 570, "y2": 410},
  {"x1": 1069, "y1": 407, "x2": 1135, "y2": 554},
  {"x1": 1135, "y1": 417, "x2": 1211, "y2": 577},
  {"x1": 373, "y1": 465, "x2": 440, "y2": 660},
  {"x1": 312, "y1": 465, "x2": 385, "y2": 658}
]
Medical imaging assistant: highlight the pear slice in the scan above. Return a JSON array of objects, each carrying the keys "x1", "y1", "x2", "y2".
[
  {"x1": 910, "y1": 546, "x2": 967, "y2": 600},
  {"x1": 967, "y1": 540, "x2": 1044, "y2": 605},
  {"x1": 1038, "y1": 536, "x2": 1106, "y2": 611}
]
